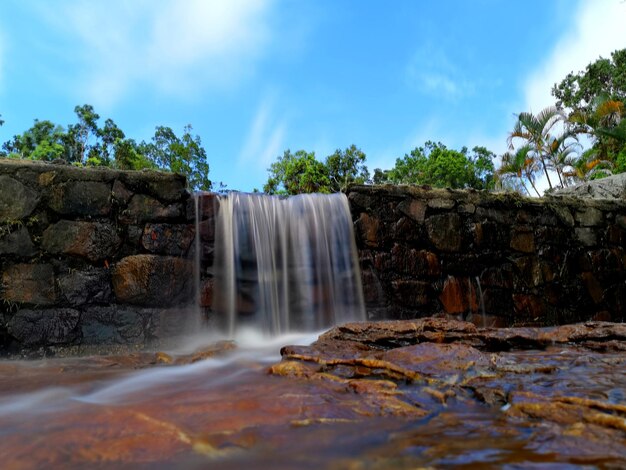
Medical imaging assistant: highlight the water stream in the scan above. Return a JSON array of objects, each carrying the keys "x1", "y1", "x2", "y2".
[
  {"x1": 213, "y1": 192, "x2": 365, "y2": 335},
  {"x1": 0, "y1": 192, "x2": 624, "y2": 468}
]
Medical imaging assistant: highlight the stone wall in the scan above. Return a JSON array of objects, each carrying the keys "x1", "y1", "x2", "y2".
[
  {"x1": 349, "y1": 185, "x2": 626, "y2": 326},
  {"x1": 0, "y1": 159, "x2": 198, "y2": 355},
  {"x1": 2, "y1": 159, "x2": 626, "y2": 354}
]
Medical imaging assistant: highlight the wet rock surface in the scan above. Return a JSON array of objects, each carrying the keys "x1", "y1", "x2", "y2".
[{"x1": 0, "y1": 319, "x2": 624, "y2": 468}]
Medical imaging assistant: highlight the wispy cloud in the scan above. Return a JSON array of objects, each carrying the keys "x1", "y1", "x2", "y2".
[
  {"x1": 0, "y1": 29, "x2": 4, "y2": 91},
  {"x1": 524, "y1": 0, "x2": 626, "y2": 112},
  {"x1": 406, "y1": 44, "x2": 474, "y2": 100},
  {"x1": 32, "y1": 0, "x2": 274, "y2": 107},
  {"x1": 238, "y1": 95, "x2": 287, "y2": 171}
]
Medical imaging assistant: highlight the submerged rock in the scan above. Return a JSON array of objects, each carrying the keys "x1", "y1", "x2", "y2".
[{"x1": 0, "y1": 319, "x2": 625, "y2": 468}]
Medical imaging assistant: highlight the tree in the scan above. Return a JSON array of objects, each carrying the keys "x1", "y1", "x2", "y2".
[
  {"x1": 264, "y1": 149, "x2": 331, "y2": 195},
  {"x1": 140, "y1": 125, "x2": 211, "y2": 191},
  {"x1": 568, "y1": 94, "x2": 625, "y2": 168},
  {"x1": 64, "y1": 104, "x2": 101, "y2": 164},
  {"x1": 325, "y1": 145, "x2": 369, "y2": 192},
  {"x1": 552, "y1": 49, "x2": 626, "y2": 114},
  {"x1": 0, "y1": 114, "x2": 4, "y2": 127},
  {"x1": 371, "y1": 168, "x2": 390, "y2": 184},
  {"x1": 1, "y1": 105, "x2": 212, "y2": 191},
  {"x1": 386, "y1": 141, "x2": 495, "y2": 189},
  {"x1": 507, "y1": 106, "x2": 571, "y2": 190},
  {"x1": 1, "y1": 119, "x2": 66, "y2": 160},
  {"x1": 497, "y1": 145, "x2": 541, "y2": 197}
]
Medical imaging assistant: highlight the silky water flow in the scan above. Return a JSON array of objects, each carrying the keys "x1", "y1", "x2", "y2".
[{"x1": 212, "y1": 192, "x2": 366, "y2": 336}]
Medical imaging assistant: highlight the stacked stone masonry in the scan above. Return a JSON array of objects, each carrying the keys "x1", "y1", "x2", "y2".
[
  {"x1": 0, "y1": 159, "x2": 200, "y2": 355},
  {"x1": 1, "y1": 159, "x2": 625, "y2": 354},
  {"x1": 348, "y1": 184, "x2": 626, "y2": 327}
]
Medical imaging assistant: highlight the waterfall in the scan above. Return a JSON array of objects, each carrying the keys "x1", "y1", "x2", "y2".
[{"x1": 212, "y1": 192, "x2": 365, "y2": 336}]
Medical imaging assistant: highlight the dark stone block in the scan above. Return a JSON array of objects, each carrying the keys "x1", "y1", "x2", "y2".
[
  {"x1": 397, "y1": 199, "x2": 427, "y2": 223},
  {"x1": 141, "y1": 223, "x2": 195, "y2": 256},
  {"x1": 2, "y1": 264, "x2": 57, "y2": 305},
  {"x1": 425, "y1": 213, "x2": 462, "y2": 252},
  {"x1": 391, "y1": 244, "x2": 440, "y2": 277},
  {"x1": 48, "y1": 181, "x2": 111, "y2": 216},
  {"x1": 391, "y1": 279, "x2": 432, "y2": 308},
  {"x1": 80, "y1": 306, "x2": 145, "y2": 344},
  {"x1": 112, "y1": 179, "x2": 133, "y2": 205},
  {"x1": 0, "y1": 175, "x2": 40, "y2": 221},
  {"x1": 119, "y1": 194, "x2": 184, "y2": 225},
  {"x1": 7, "y1": 308, "x2": 80, "y2": 346},
  {"x1": 0, "y1": 226, "x2": 36, "y2": 256},
  {"x1": 42, "y1": 220, "x2": 121, "y2": 262},
  {"x1": 355, "y1": 212, "x2": 379, "y2": 248},
  {"x1": 111, "y1": 254, "x2": 194, "y2": 307},
  {"x1": 58, "y1": 268, "x2": 112, "y2": 306}
]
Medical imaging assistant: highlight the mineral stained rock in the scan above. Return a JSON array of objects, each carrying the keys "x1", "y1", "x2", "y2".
[{"x1": 0, "y1": 318, "x2": 625, "y2": 468}]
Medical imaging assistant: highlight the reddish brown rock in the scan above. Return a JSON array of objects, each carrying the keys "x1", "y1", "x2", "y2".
[
  {"x1": 512, "y1": 294, "x2": 545, "y2": 323},
  {"x1": 391, "y1": 244, "x2": 440, "y2": 277},
  {"x1": 199, "y1": 278, "x2": 214, "y2": 308},
  {"x1": 510, "y1": 230, "x2": 535, "y2": 253},
  {"x1": 439, "y1": 276, "x2": 477, "y2": 314},
  {"x1": 192, "y1": 193, "x2": 219, "y2": 220},
  {"x1": 397, "y1": 199, "x2": 427, "y2": 223},
  {"x1": 355, "y1": 212, "x2": 379, "y2": 247},
  {"x1": 42, "y1": 220, "x2": 121, "y2": 262},
  {"x1": 2, "y1": 263, "x2": 57, "y2": 305},
  {"x1": 141, "y1": 223, "x2": 195, "y2": 256},
  {"x1": 111, "y1": 255, "x2": 194, "y2": 307}
]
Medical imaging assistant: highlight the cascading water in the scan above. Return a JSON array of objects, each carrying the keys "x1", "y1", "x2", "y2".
[{"x1": 212, "y1": 192, "x2": 366, "y2": 336}]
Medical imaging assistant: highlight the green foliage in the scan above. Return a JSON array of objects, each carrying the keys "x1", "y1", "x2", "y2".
[
  {"x1": 615, "y1": 148, "x2": 626, "y2": 173},
  {"x1": 0, "y1": 105, "x2": 211, "y2": 191},
  {"x1": 264, "y1": 149, "x2": 331, "y2": 195},
  {"x1": 386, "y1": 141, "x2": 495, "y2": 189},
  {"x1": 63, "y1": 104, "x2": 100, "y2": 163},
  {"x1": 1, "y1": 119, "x2": 66, "y2": 160},
  {"x1": 325, "y1": 144, "x2": 369, "y2": 192},
  {"x1": 371, "y1": 168, "x2": 390, "y2": 184},
  {"x1": 140, "y1": 125, "x2": 211, "y2": 191},
  {"x1": 552, "y1": 49, "x2": 626, "y2": 113}
]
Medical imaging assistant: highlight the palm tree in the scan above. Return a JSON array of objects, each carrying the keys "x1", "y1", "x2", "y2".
[
  {"x1": 507, "y1": 106, "x2": 568, "y2": 190},
  {"x1": 497, "y1": 145, "x2": 542, "y2": 197},
  {"x1": 568, "y1": 95, "x2": 625, "y2": 165},
  {"x1": 546, "y1": 131, "x2": 581, "y2": 187}
]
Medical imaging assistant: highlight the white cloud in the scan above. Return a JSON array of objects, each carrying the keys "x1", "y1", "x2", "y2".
[
  {"x1": 524, "y1": 0, "x2": 626, "y2": 112},
  {"x1": 0, "y1": 30, "x2": 4, "y2": 91},
  {"x1": 406, "y1": 44, "x2": 473, "y2": 100},
  {"x1": 34, "y1": 0, "x2": 274, "y2": 106},
  {"x1": 238, "y1": 95, "x2": 286, "y2": 170}
]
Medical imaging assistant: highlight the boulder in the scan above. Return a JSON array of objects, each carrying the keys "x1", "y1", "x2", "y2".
[
  {"x1": 2, "y1": 263, "x2": 57, "y2": 305},
  {"x1": 48, "y1": 181, "x2": 111, "y2": 216},
  {"x1": 111, "y1": 255, "x2": 194, "y2": 307},
  {"x1": 58, "y1": 268, "x2": 112, "y2": 306},
  {"x1": 0, "y1": 226, "x2": 36, "y2": 256},
  {"x1": 42, "y1": 220, "x2": 121, "y2": 262},
  {"x1": 7, "y1": 308, "x2": 80, "y2": 346},
  {"x1": 0, "y1": 175, "x2": 39, "y2": 221}
]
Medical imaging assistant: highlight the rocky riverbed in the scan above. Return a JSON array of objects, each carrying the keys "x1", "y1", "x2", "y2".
[{"x1": 0, "y1": 318, "x2": 625, "y2": 468}]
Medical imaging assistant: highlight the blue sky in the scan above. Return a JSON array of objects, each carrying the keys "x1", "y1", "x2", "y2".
[{"x1": 1, "y1": 0, "x2": 625, "y2": 191}]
